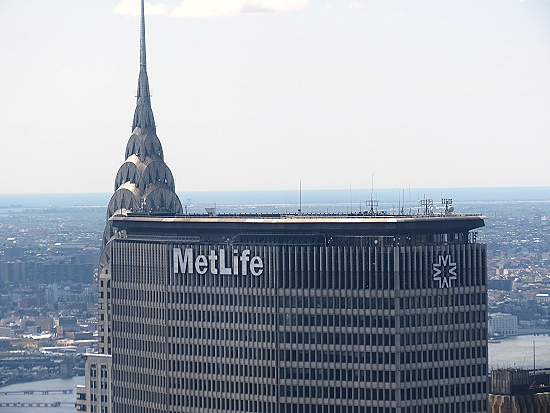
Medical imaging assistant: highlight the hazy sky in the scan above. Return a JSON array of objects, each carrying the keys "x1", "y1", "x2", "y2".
[{"x1": 1, "y1": 0, "x2": 549, "y2": 194}]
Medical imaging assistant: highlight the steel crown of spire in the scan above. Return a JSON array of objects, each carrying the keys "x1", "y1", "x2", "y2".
[{"x1": 132, "y1": 0, "x2": 155, "y2": 132}]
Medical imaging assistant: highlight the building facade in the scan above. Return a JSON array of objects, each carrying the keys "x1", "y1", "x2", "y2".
[
  {"x1": 489, "y1": 368, "x2": 550, "y2": 413},
  {"x1": 82, "y1": 1, "x2": 489, "y2": 412},
  {"x1": 107, "y1": 214, "x2": 488, "y2": 413},
  {"x1": 77, "y1": 354, "x2": 112, "y2": 413},
  {"x1": 488, "y1": 313, "x2": 518, "y2": 337}
]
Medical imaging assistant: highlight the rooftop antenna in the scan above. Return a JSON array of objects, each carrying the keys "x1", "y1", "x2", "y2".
[
  {"x1": 418, "y1": 198, "x2": 434, "y2": 215},
  {"x1": 408, "y1": 184, "x2": 411, "y2": 214},
  {"x1": 366, "y1": 173, "x2": 379, "y2": 215},
  {"x1": 349, "y1": 185, "x2": 353, "y2": 214},
  {"x1": 371, "y1": 173, "x2": 374, "y2": 203},
  {"x1": 397, "y1": 191, "x2": 401, "y2": 215},
  {"x1": 531, "y1": 340, "x2": 538, "y2": 387},
  {"x1": 442, "y1": 198, "x2": 454, "y2": 215},
  {"x1": 298, "y1": 179, "x2": 302, "y2": 214}
]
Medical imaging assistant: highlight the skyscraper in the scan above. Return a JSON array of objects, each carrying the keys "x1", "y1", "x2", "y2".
[
  {"x1": 108, "y1": 212, "x2": 487, "y2": 413},
  {"x1": 79, "y1": 2, "x2": 488, "y2": 412},
  {"x1": 77, "y1": 1, "x2": 181, "y2": 411}
]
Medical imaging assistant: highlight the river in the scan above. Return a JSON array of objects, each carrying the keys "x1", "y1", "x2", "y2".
[
  {"x1": 0, "y1": 376, "x2": 84, "y2": 413},
  {"x1": 489, "y1": 334, "x2": 550, "y2": 371},
  {"x1": 0, "y1": 335, "x2": 549, "y2": 412}
]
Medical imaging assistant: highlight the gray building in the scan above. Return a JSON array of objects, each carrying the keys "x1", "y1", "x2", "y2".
[
  {"x1": 107, "y1": 213, "x2": 488, "y2": 413},
  {"x1": 81, "y1": 1, "x2": 489, "y2": 412},
  {"x1": 79, "y1": 0, "x2": 181, "y2": 410}
]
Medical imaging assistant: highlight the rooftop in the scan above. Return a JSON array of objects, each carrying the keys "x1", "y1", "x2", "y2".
[{"x1": 111, "y1": 212, "x2": 485, "y2": 238}]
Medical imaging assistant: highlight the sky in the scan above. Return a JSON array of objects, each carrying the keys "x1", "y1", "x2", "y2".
[{"x1": 1, "y1": 0, "x2": 549, "y2": 195}]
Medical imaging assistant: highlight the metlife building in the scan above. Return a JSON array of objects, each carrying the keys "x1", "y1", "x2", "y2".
[{"x1": 107, "y1": 212, "x2": 487, "y2": 413}]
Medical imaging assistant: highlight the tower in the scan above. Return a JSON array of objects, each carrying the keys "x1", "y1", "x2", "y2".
[
  {"x1": 108, "y1": 213, "x2": 488, "y2": 413},
  {"x1": 98, "y1": 0, "x2": 182, "y2": 356},
  {"x1": 77, "y1": 2, "x2": 182, "y2": 411},
  {"x1": 78, "y1": 1, "x2": 489, "y2": 411},
  {"x1": 102, "y1": 0, "x2": 182, "y2": 251}
]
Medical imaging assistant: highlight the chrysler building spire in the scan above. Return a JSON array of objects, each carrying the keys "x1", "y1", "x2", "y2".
[
  {"x1": 132, "y1": 0, "x2": 155, "y2": 132},
  {"x1": 101, "y1": 0, "x2": 183, "y2": 251},
  {"x1": 140, "y1": 0, "x2": 146, "y2": 69}
]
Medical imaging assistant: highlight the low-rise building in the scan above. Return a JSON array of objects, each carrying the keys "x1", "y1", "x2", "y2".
[{"x1": 489, "y1": 313, "x2": 518, "y2": 336}]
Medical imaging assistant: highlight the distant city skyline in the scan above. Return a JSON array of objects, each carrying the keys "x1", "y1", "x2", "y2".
[{"x1": 1, "y1": 0, "x2": 549, "y2": 194}]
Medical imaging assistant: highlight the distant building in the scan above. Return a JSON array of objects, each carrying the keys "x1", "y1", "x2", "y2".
[
  {"x1": 488, "y1": 278, "x2": 513, "y2": 291},
  {"x1": 489, "y1": 313, "x2": 518, "y2": 336},
  {"x1": 45, "y1": 283, "x2": 60, "y2": 304},
  {"x1": 0, "y1": 325, "x2": 14, "y2": 338},
  {"x1": 76, "y1": 354, "x2": 112, "y2": 413},
  {"x1": 489, "y1": 368, "x2": 550, "y2": 413}
]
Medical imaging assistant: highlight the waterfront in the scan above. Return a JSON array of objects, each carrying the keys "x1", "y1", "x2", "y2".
[
  {"x1": 0, "y1": 335, "x2": 548, "y2": 412},
  {"x1": 0, "y1": 376, "x2": 83, "y2": 413},
  {"x1": 489, "y1": 334, "x2": 550, "y2": 371}
]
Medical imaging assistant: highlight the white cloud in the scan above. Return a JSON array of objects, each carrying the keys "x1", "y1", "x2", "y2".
[
  {"x1": 113, "y1": 0, "x2": 168, "y2": 17},
  {"x1": 348, "y1": 0, "x2": 365, "y2": 10},
  {"x1": 171, "y1": 0, "x2": 309, "y2": 18}
]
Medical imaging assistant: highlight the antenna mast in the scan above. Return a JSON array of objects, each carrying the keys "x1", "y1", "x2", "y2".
[
  {"x1": 532, "y1": 340, "x2": 537, "y2": 387},
  {"x1": 365, "y1": 173, "x2": 379, "y2": 215},
  {"x1": 140, "y1": 0, "x2": 146, "y2": 69},
  {"x1": 299, "y1": 180, "x2": 302, "y2": 214}
]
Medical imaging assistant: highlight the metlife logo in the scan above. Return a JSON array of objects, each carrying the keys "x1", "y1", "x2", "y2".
[{"x1": 173, "y1": 247, "x2": 264, "y2": 276}]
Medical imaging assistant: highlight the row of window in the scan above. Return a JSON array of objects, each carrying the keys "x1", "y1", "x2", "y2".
[
  {"x1": 114, "y1": 300, "x2": 164, "y2": 320},
  {"x1": 170, "y1": 292, "x2": 394, "y2": 311},
  {"x1": 279, "y1": 331, "x2": 397, "y2": 347},
  {"x1": 280, "y1": 314, "x2": 397, "y2": 329},
  {"x1": 283, "y1": 385, "x2": 395, "y2": 400},
  {"x1": 167, "y1": 345, "x2": 273, "y2": 363},
  {"x1": 400, "y1": 292, "x2": 486, "y2": 309},
  {"x1": 280, "y1": 311, "x2": 485, "y2": 331},
  {"x1": 400, "y1": 328, "x2": 486, "y2": 346},
  {"x1": 281, "y1": 367, "x2": 395, "y2": 383},
  {"x1": 168, "y1": 290, "x2": 470, "y2": 311},
  {"x1": 114, "y1": 241, "x2": 166, "y2": 285},
  {"x1": 113, "y1": 383, "x2": 165, "y2": 411},
  {"x1": 167, "y1": 395, "x2": 273, "y2": 413},
  {"x1": 280, "y1": 361, "x2": 487, "y2": 384},
  {"x1": 400, "y1": 363, "x2": 487, "y2": 382},
  {"x1": 169, "y1": 309, "x2": 276, "y2": 325},
  {"x1": 169, "y1": 290, "x2": 277, "y2": 307},
  {"x1": 400, "y1": 401, "x2": 487, "y2": 413},
  {"x1": 158, "y1": 327, "x2": 485, "y2": 351},
  {"x1": 399, "y1": 346, "x2": 486, "y2": 365},
  {"x1": 119, "y1": 286, "x2": 486, "y2": 314},
  {"x1": 112, "y1": 351, "x2": 167, "y2": 380},
  {"x1": 281, "y1": 349, "x2": 392, "y2": 364},
  {"x1": 399, "y1": 310, "x2": 485, "y2": 328},
  {"x1": 278, "y1": 401, "x2": 487, "y2": 413},
  {"x1": 280, "y1": 295, "x2": 395, "y2": 310},
  {"x1": 168, "y1": 325, "x2": 276, "y2": 343},
  {"x1": 401, "y1": 381, "x2": 486, "y2": 400},
  {"x1": 168, "y1": 361, "x2": 275, "y2": 379},
  {"x1": 112, "y1": 319, "x2": 165, "y2": 343},
  {"x1": 175, "y1": 378, "x2": 275, "y2": 397}
]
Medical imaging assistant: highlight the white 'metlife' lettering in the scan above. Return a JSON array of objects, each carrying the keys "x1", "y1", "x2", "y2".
[{"x1": 174, "y1": 247, "x2": 263, "y2": 276}]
